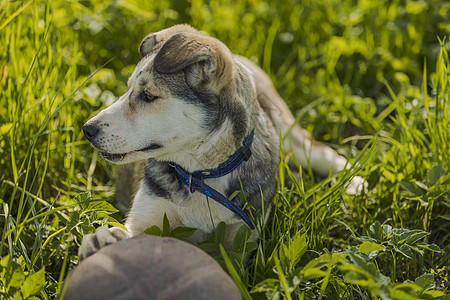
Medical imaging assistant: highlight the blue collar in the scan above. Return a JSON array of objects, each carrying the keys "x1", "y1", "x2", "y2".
[{"x1": 173, "y1": 129, "x2": 256, "y2": 229}]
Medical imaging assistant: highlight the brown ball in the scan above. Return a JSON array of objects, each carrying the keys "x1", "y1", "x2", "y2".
[{"x1": 63, "y1": 235, "x2": 242, "y2": 300}]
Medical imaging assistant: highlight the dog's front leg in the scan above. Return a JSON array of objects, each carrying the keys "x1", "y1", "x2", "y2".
[
  {"x1": 78, "y1": 189, "x2": 181, "y2": 260},
  {"x1": 125, "y1": 188, "x2": 182, "y2": 235},
  {"x1": 78, "y1": 226, "x2": 131, "y2": 260}
]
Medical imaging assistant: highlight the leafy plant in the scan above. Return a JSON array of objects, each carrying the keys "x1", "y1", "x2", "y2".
[
  {"x1": 66, "y1": 192, "x2": 124, "y2": 242},
  {"x1": 143, "y1": 213, "x2": 197, "y2": 239},
  {"x1": 355, "y1": 221, "x2": 442, "y2": 280},
  {"x1": 251, "y1": 227, "x2": 445, "y2": 299},
  {"x1": 0, "y1": 255, "x2": 45, "y2": 299}
]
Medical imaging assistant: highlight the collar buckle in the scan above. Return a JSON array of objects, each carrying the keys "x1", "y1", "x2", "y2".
[{"x1": 188, "y1": 174, "x2": 194, "y2": 193}]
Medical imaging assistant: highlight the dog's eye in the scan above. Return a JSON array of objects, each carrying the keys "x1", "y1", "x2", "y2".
[{"x1": 141, "y1": 90, "x2": 159, "y2": 103}]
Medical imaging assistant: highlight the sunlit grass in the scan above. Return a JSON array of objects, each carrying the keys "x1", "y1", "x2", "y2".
[{"x1": 0, "y1": 0, "x2": 449, "y2": 298}]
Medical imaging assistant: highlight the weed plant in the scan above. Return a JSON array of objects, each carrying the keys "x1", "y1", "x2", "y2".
[{"x1": 0, "y1": 0, "x2": 449, "y2": 299}]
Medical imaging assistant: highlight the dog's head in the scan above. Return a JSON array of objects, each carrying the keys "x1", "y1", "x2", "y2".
[{"x1": 83, "y1": 25, "x2": 255, "y2": 169}]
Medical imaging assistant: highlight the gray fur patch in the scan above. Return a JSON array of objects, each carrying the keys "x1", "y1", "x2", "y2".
[{"x1": 143, "y1": 160, "x2": 185, "y2": 199}]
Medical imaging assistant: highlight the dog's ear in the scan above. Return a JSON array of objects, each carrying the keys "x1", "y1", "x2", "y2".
[
  {"x1": 139, "y1": 25, "x2": 199, "y2": 58},
  {"x1": 154, "y1": 32, "x2": 234, "y2": 92},
  {"x1": 139, "y1": 34, "x2": 157, "y2": 57}
]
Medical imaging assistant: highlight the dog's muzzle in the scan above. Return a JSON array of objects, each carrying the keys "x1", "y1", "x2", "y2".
[{"x1": 82, "y1": 122, "x2": 164, "y2": 163}]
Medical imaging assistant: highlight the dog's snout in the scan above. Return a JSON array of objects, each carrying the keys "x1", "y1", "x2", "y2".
[{"x1": 83, "y1": 123, "x2": 99, "y2": 140}]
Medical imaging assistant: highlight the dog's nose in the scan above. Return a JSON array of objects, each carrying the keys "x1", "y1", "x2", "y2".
[{"x1": 83, "y1": 124, "x2": 99, "y2": 140}]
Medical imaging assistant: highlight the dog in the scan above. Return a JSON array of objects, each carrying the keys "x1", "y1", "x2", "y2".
[{"x1": 79, "y1": 24, "x2": 363, "y2": 260}]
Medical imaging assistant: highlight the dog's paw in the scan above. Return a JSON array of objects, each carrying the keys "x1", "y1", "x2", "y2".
[
  {"x1": 78, "y1": 226, "x2": 131, "y2": 261},
  {"x1": 345, "y1": 175, "x2": 368, "y2": 195}
]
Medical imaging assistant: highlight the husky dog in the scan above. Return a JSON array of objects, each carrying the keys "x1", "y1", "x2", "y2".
[{"x1": 80, "y1": 25, "x2": 362, "y2": 259}]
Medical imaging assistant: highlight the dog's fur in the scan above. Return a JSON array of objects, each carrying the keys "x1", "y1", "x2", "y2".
[{"x1": 79, "y1": 25, "x2": 362, "y2": 259}]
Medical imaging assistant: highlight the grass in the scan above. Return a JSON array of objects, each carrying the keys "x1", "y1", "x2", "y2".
[{"x1": 0, "y1": 0, "x2": 449, "y2": 299}]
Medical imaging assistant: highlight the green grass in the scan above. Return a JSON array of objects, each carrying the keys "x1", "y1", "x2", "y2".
[{"x1": 1, "y1": 0, "x2": 449, "y2": 299}]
